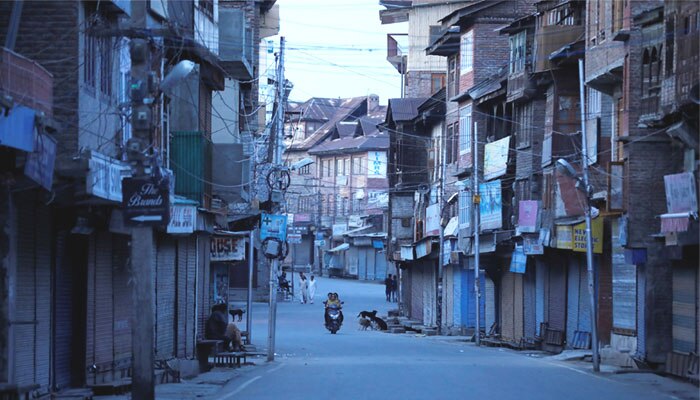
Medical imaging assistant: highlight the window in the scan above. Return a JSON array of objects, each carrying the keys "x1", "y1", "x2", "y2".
[
  {"x1": 199, "y1": 0, "x2": 214, "y2": 19},
  {"x1": 515, "y1": 103, "x2": 534, "y2": 149},
  {"x1": 298, "y1": 164, "x2": 311, "y2": 175},
  {"x1": 665, "y1": 17, "x2": 675, "y2": 77},
  {"x1": 459, "y1": 105, "x2": 472, "y2": 154},
  {"x1": 460, "y1": 30, "x2": 474, "y2": 73},
  {"x1": 458, "y1": 189, "x2": 471, "y2": 228},
  {"x1": 446, "y1": 124, "x2": 456, "y2": 164},
  {"x1": 335, "y1": 159, "x2": 341, "y2": 176},
  {"x1": 99, "y1": 37, "x2": 113, "y2": 97},
  {"x1": 509, "y1": 31, "x2": 526, "y2": 74},
  {"x1": 344, "y1": 158, "x2": 350, "y2": 175},
  {"x1": 612, "y1": 0, "x2": 624, "y2": 32},
  {"x1": 448, "y1": 56, "x2": 458, "y2": 98},
  {"x1": 84, "y1": 32, "x2": 97, "y2": 88},
  {"x1": 353, "y1": 156, "x2": 363, "y2": 175},
  {"x1": 431, "y1": 73, "x2": 446, "y2": 93}
]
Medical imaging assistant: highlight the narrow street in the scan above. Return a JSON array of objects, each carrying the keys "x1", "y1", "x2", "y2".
[{"x1": 215, "y1": 278, "x2": 698, "y2": 400}]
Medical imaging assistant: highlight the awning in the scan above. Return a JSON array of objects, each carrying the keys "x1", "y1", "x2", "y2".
[
  {"x1": 660, "y1": 212, "x2": 697, "y2": 233},
  {"x1": 327, "y1": 243, "x2": 350, "y2": 253}
]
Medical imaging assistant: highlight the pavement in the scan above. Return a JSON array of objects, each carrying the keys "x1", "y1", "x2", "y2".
[{"x1": 97, "y1": 277, "x2": 700, "y2": 400}]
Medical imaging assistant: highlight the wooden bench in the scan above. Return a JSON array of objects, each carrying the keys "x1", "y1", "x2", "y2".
[
  {"x1": 0, "y1": 383, "x2": 39, "y2": 400},
  {"x1": 213, "y1": 351, "x2": 267, "y2": 368}
]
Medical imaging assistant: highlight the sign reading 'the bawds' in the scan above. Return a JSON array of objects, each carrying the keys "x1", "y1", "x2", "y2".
[{"x1": 122, "y1": 177, "x2": 170, "y2": 227}]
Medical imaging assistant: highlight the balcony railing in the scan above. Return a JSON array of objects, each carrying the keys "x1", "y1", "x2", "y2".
[{"x1": 0, "y1": 47, "x2": 53, "y2": 116}]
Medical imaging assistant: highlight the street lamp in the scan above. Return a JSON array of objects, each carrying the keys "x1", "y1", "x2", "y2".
[{"x1": 556, "y1": 60, "x2": 601, "y2": 373}]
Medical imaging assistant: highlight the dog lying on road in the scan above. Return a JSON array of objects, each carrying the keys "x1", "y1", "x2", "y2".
[{"x1": 357, "y1": 310, "x2": 377, "y2": 319}]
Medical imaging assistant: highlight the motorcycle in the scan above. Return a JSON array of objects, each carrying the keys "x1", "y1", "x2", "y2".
[{"x1": 324, "y1": 302, "x2": 344, "y2": 334}]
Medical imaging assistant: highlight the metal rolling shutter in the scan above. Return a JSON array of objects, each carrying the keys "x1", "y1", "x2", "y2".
[
  {"x1": 358, "y1": 248, "x2": 368, "y2": 280},
  {"x1": 423, "y1": 263, "x2": 435, "y2": 326},
  {"x1": 536, "y1": 260, "x2": 546, "y2": 336},
  {"x1": 548, "y1": 258, "x2": 567, "y2": 332},
  {"x1": 402, "y1": 268, "x2": 411, "y2": 316},
  {"x1": 14, "y1": 197, "x2": 51, "y2": 389},
  {"x1": 524, "y1": 264, "x2": 536, "y2": 340},
  {"x1": 186, "y1": 237, "x2": 197, "y2": 357},
  {"x1": 112, "y1": 235, "x2": 131, "y2": 367},
  {"x1": 452, "y1": 267, "x2": 461, "y2": 327},
  {"x1": 501, "y1": 271, "x2": 515, "y2": 341},
  {"x1": 636, "y1": 265, "x2": 646, "y2": 358},
  {"x1": 410, "y1": 266, "x2": 423, "y2": 321},
  {"x1": 375, "y1": 250, "x2": 387, "y2": 281},
  {"x1": 673, "y1": 266, "x2": 697, "y2": 353},
  {"x1": 567, "y1": 257, "x2": 591, "y2": 346},
  {"x1": 53, "y1": 231, "x2": 72, "y2": 389},
  {"x1": 156, "y1": 235, "x2": 177, "y2": 359},
  {"x1": 514, "y1": 273, "x2": 524, "y2": 342},
  {"x1": 484, "y1": 275, "x2": 495, "y2": 332},
  {"x1": 176, "y1": 237, "x2": 197, "y2": 358},
  {"x1": 94, "y1": 233, "x2": 114, "y2": 375},
  {"x1": 197, "y1": 236, "x2": 209, "y2": 340},
  {"x1": 443, "y1": 266, "x2": 453, "y2": 327}
]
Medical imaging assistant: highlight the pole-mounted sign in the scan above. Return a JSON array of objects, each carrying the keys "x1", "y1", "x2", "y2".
[{"x1": 122, "y1": 177, "x2": 170, "y2": 227}]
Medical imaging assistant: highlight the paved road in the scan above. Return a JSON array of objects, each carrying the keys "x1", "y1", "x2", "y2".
[{"x1": 217, "y1": 277, "x2": 698, "y2": 400}]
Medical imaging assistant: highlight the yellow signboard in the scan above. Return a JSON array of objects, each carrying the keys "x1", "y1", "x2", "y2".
[{"x1": 573, "y1": 217, "x2": 603, "y2": 254}]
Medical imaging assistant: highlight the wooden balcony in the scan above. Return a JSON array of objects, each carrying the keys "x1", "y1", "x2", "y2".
[
  {"x1": 534, "y1": 25, "x2": 583, "y2": 72},
  {"x1": 0, "y1": 47, "x2": 53, "y2": 116}
]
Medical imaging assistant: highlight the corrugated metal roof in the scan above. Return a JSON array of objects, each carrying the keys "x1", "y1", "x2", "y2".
[
  {"x1": 289, "y1": 96, "x2": 367, "y2": 151},
  {"x1": 387, "y1": 97, "x2": 427, "y2": 122}
]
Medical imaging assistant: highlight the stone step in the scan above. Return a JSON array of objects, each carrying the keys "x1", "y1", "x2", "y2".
[
  {"x1": 423, "y1": 328, "x2": 438, "y2": 336},
  {"x1": 389, "y1": 327, "x2": 406, "y2": 334}
]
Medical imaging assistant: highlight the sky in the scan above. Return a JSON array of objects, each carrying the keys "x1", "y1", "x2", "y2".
[{"x1": 269, "y1": 0, "x2": 407, "y2": 104}]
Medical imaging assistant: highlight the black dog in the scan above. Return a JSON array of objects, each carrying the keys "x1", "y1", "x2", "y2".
[
  {"x1": 357, "y1": 310, "x2": 377, "y2": 319},
  {"x1": 229, "y1": 309, "x2": 245, "y2": 322},
  {"x1": 370, "y1": 315, "x2": 388, "y2": 331}
]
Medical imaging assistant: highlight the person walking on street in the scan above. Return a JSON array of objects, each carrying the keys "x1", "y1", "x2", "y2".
[
  {"x1": 299, "y1": 272, "x2": 309, "y2": 304},
  {"x1": 385, "y1": 274, "x2": 392, "y2": 302},
  {"x1": 308, "y1": 275, "x2": 317, "y2": 304},
  {"x1": 391, "y1": 274, "x2": 398, "y2": 302}
]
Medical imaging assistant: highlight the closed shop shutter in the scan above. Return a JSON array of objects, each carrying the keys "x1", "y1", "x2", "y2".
[
  {"x1": 197, "y1": 236, "x2": 210, "y2": 339},
  {"x1": 514, "y1": 273, "x2": 524, "y2": 342},
  {"x1": 612, "y1": 219, "x2": 636, "y2": 333},
  {"x1": 402, "y1": 268, "x2": 411, "y2": 315},
  {"x1": 548, "y1": 253, "x2": 567, "y2": 332},
  {"x1": 90, "y1": 233, "x2": 114, "y2": 380},
  {"x1": 410, "y1": 265, "x2": 423, "y2": 321},
  {"x1": 636, "y1": 265, "x2": 646, "y2": 358},
  {"x1": 452, "y1": 267, "x2": 461, "y2": 327},
  {"x1": 523, "y1": 264, "x2": 536, "y2": 340},
  {"x1": 501, "y1": 271, "x2": 515, "y2": 341},
  {"x1": 484, "y1": 275, "x2": 496, "y2": 332},
  {"x1": 112, "y1": 235, "x2": 131, "y2": 368},
  {"x1": 567, "y1": 257, "x2": 591, "y2": 346},
  {"x1": 53, "y1": 231, "x2": 72, "y2": 389},
  {"x1": 364, "y1": 248, "x2": 375, "y2": 281},
  {"x1": 423, "y1": 262, "x2": 435, "y2": 326},
  {"x1": 375, "y1": 250, "x2": 387, "y2": 281},
  {"x1": 156, "y1": 235, "x2": 177, "y2": 359},
  {"x1": 176, "y1": 237, "x2": 198, "y2": 358},
  {"x1": 14, "y1": 196, "x2": 51, "y2": 390},
  {"x1": 536, "y1": 260, "x2": 546, "y2": 336},
  {"x1": 443, "y1": 265, "x2": 453, "y2": 327},
  {"x1": 672, "y1": 266, "x2": 697, "y2": 353}
]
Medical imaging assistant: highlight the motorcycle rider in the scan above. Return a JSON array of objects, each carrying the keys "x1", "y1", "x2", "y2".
[{"x1": 323, "y1": 292, "x2": 344, "y2": 326}]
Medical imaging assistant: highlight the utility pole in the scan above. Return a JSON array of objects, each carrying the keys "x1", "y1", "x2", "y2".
[
  {"x1": 267, "y1": 36, "x2": 286, "y2": 362},
  {"x1": 578, "y1": 58, "x2": 599, "y2": 372},
  {"x1": 437, "y1": 130, "x2": 447, "y2": 333},
  {"x1": 129, "y1": 1, "x2": 155, "y2": 397},
  {"x1": 473, "y1": 121, "x2": 481, "y2": 346}
]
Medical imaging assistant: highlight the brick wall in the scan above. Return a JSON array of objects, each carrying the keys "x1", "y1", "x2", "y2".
[
  {"x1": 406, "y1": 70, "x2": 439, "y2": 98},
  {"x1": 0, "y1": 1, "x2": 80, "y2": 170},
  {"x1": 391, "y1": 194, "x2": 415, "y2": 242}
]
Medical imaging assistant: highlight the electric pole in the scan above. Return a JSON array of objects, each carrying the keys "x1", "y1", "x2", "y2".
[
  {"x1": 473, "y1": 121, "x2": 481, "y2": 346},
  {"x1": 267, "y1": 36, "x2": 286, "y2": 362},
  {"x1": 578, "y1": 58, "x2": 600, "y2": 372},
  {"x1": 128, "y1": 1, "x2": 155, "y2": 397},
  {"x1": 437, "y1": 130, "x2": 447, "y2": 333}
]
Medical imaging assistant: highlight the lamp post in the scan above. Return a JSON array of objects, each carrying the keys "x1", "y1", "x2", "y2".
[{"x1": 553, "y1": 58, "x2": 600, "y2": 373}]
